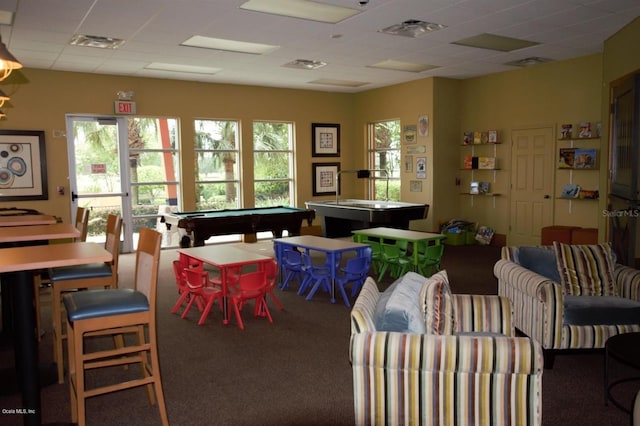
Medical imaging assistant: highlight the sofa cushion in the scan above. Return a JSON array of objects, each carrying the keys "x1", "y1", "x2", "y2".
[
  {"x1": 563, "y1": 295, "x2": 640, "y2": 325},
  {"x1": 554, "y1": 242, "x2": 617, "y2": 296},
  {"x1": 420, "y1": 270, "x2": 456, "y2": 335},
  {"x1": 372, "y1": 278, "x2": 401, "y2": 329},
  {"x1": 375, "y1": 272, "x2": 427, "y2": 333},
  {"x1": 517, "y1": 246, "x2": 561, "y2": 283}
]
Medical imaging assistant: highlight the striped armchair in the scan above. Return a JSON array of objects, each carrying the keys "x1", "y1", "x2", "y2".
[
  {"x1": 495, "y1": 246, "x2": 640, "y2": 367},
  {"x1": 350, "y1": 277, "x2": 543, "y2": 426}
]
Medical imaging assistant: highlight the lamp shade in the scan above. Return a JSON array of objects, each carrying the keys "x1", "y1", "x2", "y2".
[
  {"x1": 0, "y1": 40, "x2": 22, "y2": 81},
  {"x1": 0, "y1": 89, "x2": 9, "y2": 107}
]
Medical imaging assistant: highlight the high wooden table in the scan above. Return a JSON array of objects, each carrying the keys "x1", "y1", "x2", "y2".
[{"x1": 0, "y1": 242, "x2": 111, "y2": 426}]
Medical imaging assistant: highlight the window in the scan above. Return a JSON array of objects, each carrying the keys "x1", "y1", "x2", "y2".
[
  {"x1": 127, "y1": 117, "x2": 180, "y2": 226},
  {"x1": 194, "y1": 119, "x2": 240, "y2": 210},
  {"x1": 253, "y1": 121, "x2": 294, "y2": 207},
  {"x1": 368, "y1": 120, "x2": 401, "y2": 201}
]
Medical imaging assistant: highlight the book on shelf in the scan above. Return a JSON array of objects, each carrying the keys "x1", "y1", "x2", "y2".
[
  {"x1": 478, "y1": 182, "x2": 490, "y2": 194},
  {"x1": 559, "y1": 148, "x2": 575, "y2": 168},
  {"x1": 463, "y1": 132, "x2": 473, "y2": 145},
  {"x1": 561, "y1": 183, "x2": 580, "y2": 198},
  {"x1": 579, "y1": 189, "x2": 599, "y2": 200},
  {"x1": 573, "y1": 148, "x2": 597, "y2": 169},
  {"x1": 480, "y1": 131, "x2": 489, "y2": 144},
  {"x1": 561, "y1": 124, "x2": 573, "y2": 139},
  {"x1": 578, "y1": 121, "x2": 592, "y2": 138},
  {"x1": 470, "y1": 181, "x2": 479, "y2": 194},
  {"x1": 463, "y1": 155, "x2": 473, "y2": 169},
  {"x1": 475, "y1": 226, "x2": 495, "y2": 245},
  {"x1": 473, "y1": 131, "x2": 482, "y2": 144},
  {"x1": 478, "y1": 157, "x2": 496, "y2": 169},
  {"x1": 487, "y1": 130, "x2": 499, "y2": 143}
]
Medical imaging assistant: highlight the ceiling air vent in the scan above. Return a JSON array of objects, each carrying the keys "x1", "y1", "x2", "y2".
[
  {"x1": 283, "y1": 59, "x2": 327, "y2": 70},
  {"x1": 70, "y1": 34, "x2": 125, "y2": 49},
  {"x1": 379, "y1": 19, "x2": 446, "y2": 38}
]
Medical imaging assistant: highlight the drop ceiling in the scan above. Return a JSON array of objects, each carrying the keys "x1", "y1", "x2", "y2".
[{"x1": 1, "y1": 0, "x2": 638, "y2": 93}]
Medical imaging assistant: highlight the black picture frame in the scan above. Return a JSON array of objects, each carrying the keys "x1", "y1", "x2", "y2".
[
  {"x1": 312, "y1": 123, "x2": 340, "y2": 157},
  {"x1": 0, "y1": 130, "x2": 48, "y2": 201},
  {"x1": 312, "y1": 162, "x2": 341, "y2": 196}
]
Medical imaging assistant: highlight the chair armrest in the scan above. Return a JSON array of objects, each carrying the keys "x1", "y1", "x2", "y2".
[
  {"x1": 452, "y1": 294, "x2": 514, "y2": 336},
  {"x1": 350, "y1": 332, "x2": 543, "y2": 425},
  {"x1": 494, "y1": 259, "x2": 564, "y2": 349},
  {"x1": 614, "y1": 264, "x2": 640, "y2": 301}
]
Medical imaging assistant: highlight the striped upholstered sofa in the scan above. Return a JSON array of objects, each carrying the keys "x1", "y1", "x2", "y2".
[
  {"x1": 350, "y1": 272, "x2": 543, "y2": 426},
  {"x1": 495, "y1": 243, "x2": 640, "y2": 367}
]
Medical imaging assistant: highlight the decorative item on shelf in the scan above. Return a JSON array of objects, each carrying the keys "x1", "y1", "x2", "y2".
[
  {"x1": 573, "y1": 148, "x2": 597, "y2": 169},
  {"x1": 470, "y1": 181, "x2": 479, "y2": 194},
  {"x1": 463, "y1": 132, "x2": 473, "y2": 145},
  {"x1": 463, "y1": 155, "x2": 477, "y2": 170},
  {"x1": 560, "y1": 124, "x2": 573, "y2": 139},
  {"x1": 473, "y1": 131, "x2": 482, "y2": 144},
  {"x1": 579, "y1": 189, "x2": 599, "y2": 200},
  {"x1": 578, "y1": 121, "x2": 592, "y2": 138},
  {"x1": 559, "y1": 148, "x2": 576, "y2": 168},
  {"x1": 478, "y1": 156, "x2": 496, "y2": 169},
  {"x1": 487, "y1": 130, "x2": 499, "y2": 143},
  {"x1": 478, "y1": 182, "x2": 490, "y2": 194},
  {"x1": 561, "y1": 183, "x2": 581, "y2": 198}
]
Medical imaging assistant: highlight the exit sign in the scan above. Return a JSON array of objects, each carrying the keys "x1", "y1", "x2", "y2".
[{"x1": 115, "y1": 100, "x2": 136, "y2": 115}]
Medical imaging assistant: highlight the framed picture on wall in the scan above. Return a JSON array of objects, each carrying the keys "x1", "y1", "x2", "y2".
[
  {"x1": 312, "y1": 162, "x2": 340, "y2": 196},
  {"x1": 312, "y1": 123, "x2": 340, "y2": 157},
  {"x1": 0, "y1": 130, "x2": 48, "y2": 201}
]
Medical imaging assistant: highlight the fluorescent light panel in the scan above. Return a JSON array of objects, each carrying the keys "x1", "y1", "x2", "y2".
[
  {"x1": 145, "y1": 62, "x2": 221, "y2": 74},
  {"x1": 309, "y1": 79, "x2": 368, "y2": 88},
  {"x1": 369, "y1": 60, "x2": 439, "y2": 73},
  {"x1": 0, "y1": 10, "x2": 14, "y2": 25},
  {"x1": 452, "y1": 33, "x2": 539, "y2": 52},
  {"x1": 181, "y1": 35, "x2": 279, "y2": 55},
  {"x1": 240, "y1": 0, "x2": 360, "y2": 24}
]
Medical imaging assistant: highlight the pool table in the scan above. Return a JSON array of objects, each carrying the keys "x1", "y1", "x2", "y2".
[{"x1": 163, "y1": 206, "x2": 315, "y2": 247}]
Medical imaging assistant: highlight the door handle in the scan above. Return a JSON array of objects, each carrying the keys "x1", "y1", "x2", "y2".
[
  {"x1": 544, "y1": 195, "x2": 550, "y2": 199},
  {"x1": 71, "y1": 191, "x2": 78, "y2": 201}
]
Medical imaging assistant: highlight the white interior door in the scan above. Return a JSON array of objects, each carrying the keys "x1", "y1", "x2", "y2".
[
  {"x1": 66, "y1": 115, "x2": 133, "y2": 252},
  {"x1": 509, "y1": 126, "x2": 555, "y2": 246}
]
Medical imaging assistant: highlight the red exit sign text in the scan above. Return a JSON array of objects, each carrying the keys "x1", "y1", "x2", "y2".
[{"x1": 115, "y1": 100, "x2": 136, "y2": 115}]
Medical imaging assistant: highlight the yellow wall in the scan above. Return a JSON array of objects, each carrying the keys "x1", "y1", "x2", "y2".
[{"x1": 0, "y1": 69, "x2": 355, "y2": 223}]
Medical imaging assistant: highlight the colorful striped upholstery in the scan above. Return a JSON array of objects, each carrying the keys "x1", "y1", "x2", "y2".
[
  {"x1": 495, "y1": 250, "x2": 640, "y2": 352},
  {"x1": 351, "y1": 276, "x2": 543, "y2": 425}
]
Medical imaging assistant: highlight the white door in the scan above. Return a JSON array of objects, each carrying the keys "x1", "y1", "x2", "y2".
[
  {"x1": 66, "y1": 115, "x2": 134, "y2": 252},
  {"x1": 509, "y1": 127, "x2": 555, "y2": 246}
]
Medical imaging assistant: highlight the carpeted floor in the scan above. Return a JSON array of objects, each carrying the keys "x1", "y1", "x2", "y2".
[{"x1": 0, "y1": 242, "x2": 635, "y2": 425}]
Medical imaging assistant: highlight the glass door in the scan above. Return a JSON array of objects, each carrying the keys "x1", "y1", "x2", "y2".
[{"x1": 66, "y1": 115, "x2": 133, "y2": 252}]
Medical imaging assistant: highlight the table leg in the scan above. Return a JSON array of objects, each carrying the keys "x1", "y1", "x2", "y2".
[{"x1": 9, "y1": 270, "x2": 41, "y2": 426}]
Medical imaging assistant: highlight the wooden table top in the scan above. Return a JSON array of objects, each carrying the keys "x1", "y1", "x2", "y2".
[
  {"x1": 352, "y1": 227, "x2": 446, "y2": 241},
  {"x1": 0, "y1": 214, "x2": 57, "y2": 227},
  {"x1": 177, "y1": 245, "x2": 271, "y2": 267},
  {"x1": 0, "y1": 223, "x2": 80, "y2": 243},
  {"x1": 273, "y1": 235, "x2": 369, "y2": 251},
  {"x1": 0, "y1": 242, "x2": 111, "y2": 273}
]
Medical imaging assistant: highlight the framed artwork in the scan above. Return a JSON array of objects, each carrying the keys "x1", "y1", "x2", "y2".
[
  {"x1": 404, "y1": 155, "x2": 413, "y2": 173},
  {"x1": 312, "y1": 123, "x2": 340, "y2": 157},
  {"x1": 418, "y1": 115, "x2": 429, "y2": 137},
  {"x1": 312, "y1": 162, "x2": 340, "y2": 196},
  {"x1": 410, "y1": 180, "x2": 422, "y2": 192},
  {"x1": 416, "y1": 157, "x2": 426, "y2": 179},
  {"x1": 0, "y1": 130, "x2": 48, "y2": 201},
  {"x1": 403, "y1": 124, "x2": 417, "y2": 144}
]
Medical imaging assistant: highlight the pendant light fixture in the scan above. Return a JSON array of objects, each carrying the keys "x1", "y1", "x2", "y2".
[{"x1": 0, "y1": 36, "x2": 22, "y2": 81}]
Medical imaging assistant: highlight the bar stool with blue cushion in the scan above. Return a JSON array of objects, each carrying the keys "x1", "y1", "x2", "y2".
[
  {"x1": 63, "y1": 228, "x2": 168, "y2": 426},
  {"x1": 50, "y1": 214, "x2": 122, "y2": 383}
]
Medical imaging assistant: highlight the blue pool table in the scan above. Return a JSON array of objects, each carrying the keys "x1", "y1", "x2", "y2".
[{"x1": 163, "y1": 206, "x2": 315, "y2": 247}]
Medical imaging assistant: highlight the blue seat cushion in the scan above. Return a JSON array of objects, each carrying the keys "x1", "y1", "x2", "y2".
[
  {"x1": 373, "y1": 278, "x2": 401, "y2": 329},
  {"x1": 563, "y1": 295, "x2": 640, "y2": 326},
  {"x1": 63, "y1": 289, "x2": 149, "y2": 322},
  {"x1": 49, "y1": 263, "x2": 112, "y2": 281},
  {"x1": 517, "y1": 246, "x2": 561, "y2": 283}
]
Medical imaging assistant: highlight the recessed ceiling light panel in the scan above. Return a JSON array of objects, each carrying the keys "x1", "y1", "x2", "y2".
[
  {"x1": 69, "y1": 34, "x2": 125, "y2": 49},
  {"x1": 452, "y1": 33, "x2": 539, "y2": 52},
  {"x1": 309, "y1": 79, "x2": 368, "y2": 88},
  {"x1": 240, "y1": 0, "x2": 360, "y2": 24},
  {"x1": 504, "y1": 57, "x2": 553, "y2": 67},
  {"x1": 283, "y1": 59, "x2": 327, "y2": 70},
  {"x1": 369, "y1": 60, "x2": 439, "y2": 73},
  {"x1": 181, "y1": 35, "x2": 279, "y2": 55},
  {"x1": 145, "y1": 63, "x2": 221, "y2": 75},
  {"x1": 380, "y1": 19, "x2": 447, "y2": 38}
]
